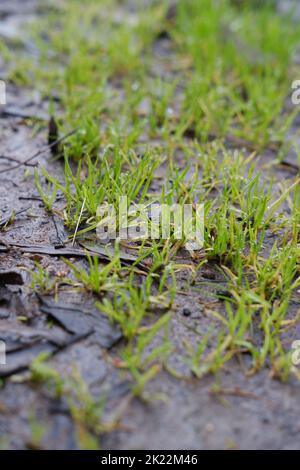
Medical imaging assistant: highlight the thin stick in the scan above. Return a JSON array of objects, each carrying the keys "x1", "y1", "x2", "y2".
[
  {"x1": 72, "y1": 197, "x2": 86, "y2": 246},
  {"x1": 0, "y1": 109, "x2": 46, "y2": 120},
  {"x1": 0, "y1": 128, "x2": 78, "y2": 175},
  {"x1": 0, "y1": 155, "x2": 36, "y2": 167}
]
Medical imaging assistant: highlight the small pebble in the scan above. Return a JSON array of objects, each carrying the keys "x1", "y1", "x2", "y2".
[{"x1": 182, "y1": 307, "x2": 191, "y2": 317}]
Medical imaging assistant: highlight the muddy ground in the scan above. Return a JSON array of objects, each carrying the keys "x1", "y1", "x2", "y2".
[{"x1": 0, "y1": 0, "x2": 300, "y2": 450}]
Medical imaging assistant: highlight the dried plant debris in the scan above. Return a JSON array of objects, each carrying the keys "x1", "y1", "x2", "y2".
[
  {"x1": 38, "y1": 296, "x2": 122, "y2": 349},
  {"x1": 0, "y1": 321, "x2": 67, "y2": 377}
]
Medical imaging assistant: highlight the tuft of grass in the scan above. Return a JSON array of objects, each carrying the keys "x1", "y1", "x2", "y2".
[{"x1": 64, "y1": 254, "x2": 121, "y2": 297}]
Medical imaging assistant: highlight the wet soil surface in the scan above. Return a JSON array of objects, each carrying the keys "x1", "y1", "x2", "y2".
[{"x1": 0, "y1": 0, "x2": 300, "y2": 450}]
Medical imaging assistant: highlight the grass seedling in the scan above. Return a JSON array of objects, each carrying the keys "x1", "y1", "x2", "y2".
[{"x1": 64, "y1": 255, "x2": 121, "y2": 297}]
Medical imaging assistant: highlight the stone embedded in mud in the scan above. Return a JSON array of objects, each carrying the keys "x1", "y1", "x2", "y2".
[{"x1": 182, "y1": 307, "x2": 192, "y2": 317}]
